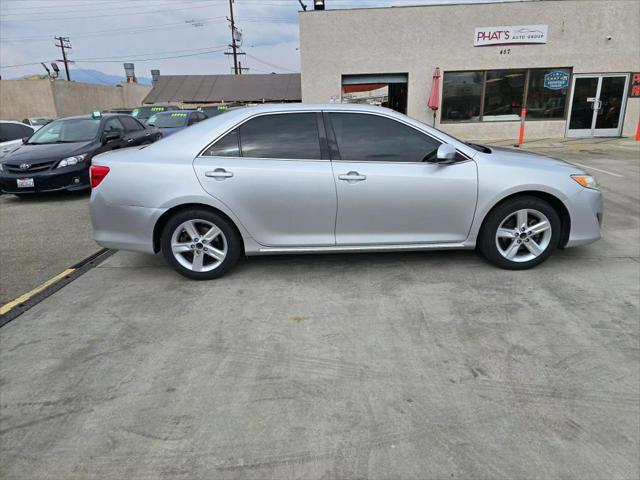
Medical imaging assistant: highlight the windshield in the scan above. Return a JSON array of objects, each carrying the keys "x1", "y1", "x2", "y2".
[
  {"x1": 28, "y1": 118, "x2": 100, "y2": 144},
  {"x1": 148, "y1": 112, "x2": 188, "y2": 128}
]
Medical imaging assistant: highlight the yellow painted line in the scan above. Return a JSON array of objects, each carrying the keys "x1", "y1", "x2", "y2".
[{"x1": 0, "y1": 268, "x2": 75, "y2": 316}]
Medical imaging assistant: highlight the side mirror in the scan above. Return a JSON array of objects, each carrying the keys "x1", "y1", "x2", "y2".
[
  {"x1": 102, "y1": 131, "x2": 121, "y2": 143},
  {"x1": 436, "y1": 143, "x2": 457, "y2": 162},
  {"x1": 22, "y1": 137, "x2": 29, "y2": 144}
]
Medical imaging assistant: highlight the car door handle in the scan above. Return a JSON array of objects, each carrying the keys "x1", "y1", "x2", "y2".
[
  {"x1": 126, "y1": 138, "x2": 134, "y2": 143},
  {"x1": 145, "y1": 132, "x2": 151, "y2": 136},
  {"x1": 338, "y1": 171, "x2": 366, "y2": 182},
  {"x1": 205, "y1": 168, "x2": 234, "y2": 179}
]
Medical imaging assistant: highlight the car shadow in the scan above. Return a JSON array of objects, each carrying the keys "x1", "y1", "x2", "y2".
[{"x1": 1, "y1": 189, "x2": 90, "y2": 203}]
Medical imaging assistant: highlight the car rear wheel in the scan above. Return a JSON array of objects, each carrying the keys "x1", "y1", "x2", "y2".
[
  {"x1": 160, "y1": 209, "x2": 241, "y2": 280},
  {"x1": 479, "y1": 196, "x2": 561, "y2": 270}
]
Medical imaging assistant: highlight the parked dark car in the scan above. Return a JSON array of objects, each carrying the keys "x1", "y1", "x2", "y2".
[
  {"x1": 147, "y1": 110, "x2": 207, "y2": 137},
  {"x1": 131, "y1": 105, "x2": 180, "y2": 124},
  {"x1": 0, "y1": 113, "x2": 161, "y2": 196}
]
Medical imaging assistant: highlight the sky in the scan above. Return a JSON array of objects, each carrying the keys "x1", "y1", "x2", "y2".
[{"x1": 0, "y1": 0, "x2": 525, "y2": 80}]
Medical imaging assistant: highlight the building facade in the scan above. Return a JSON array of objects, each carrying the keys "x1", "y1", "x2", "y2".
[{"x1": 300, "y1": 0, "x2": 640, "y2": 140}]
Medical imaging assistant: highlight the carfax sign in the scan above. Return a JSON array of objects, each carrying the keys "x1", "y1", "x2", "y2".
[
  {"x1": 474, "y1": 25, "x2": 548, "y2": 46},
  {"x1": 544, "y1": 70, "x2": 569, "y2": 90}
]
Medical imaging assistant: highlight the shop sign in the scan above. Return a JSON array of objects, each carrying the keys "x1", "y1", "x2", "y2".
[
  {"x1": 474, "y1": 25, "x2": 548, "y2": 46},
  {"x1": 630, "y1": 73, "x2": 640, "y2": 98},
  {"x1": 544, "y1": 70, "x2": 569, "y2": 90}
]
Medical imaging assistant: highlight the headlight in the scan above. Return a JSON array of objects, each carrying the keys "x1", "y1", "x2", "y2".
[
  {"x1": 571, "y1": 174, "x2": 599, "y2": 190},
  {"x1": 57, "y1": 153, "x2": 88, "y2": 169}
]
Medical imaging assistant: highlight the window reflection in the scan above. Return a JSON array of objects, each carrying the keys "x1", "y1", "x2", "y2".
[
  {"x1": 483, "y1": 70, "x2": 526, "y2": 121},
  {"x1": 441, "y1": 71, "x2": 482, "y2": 121}
]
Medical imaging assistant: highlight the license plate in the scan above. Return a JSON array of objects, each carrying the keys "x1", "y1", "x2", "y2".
[{"x1": 17, "y1": 178, "x2": 34, "y2": 188}]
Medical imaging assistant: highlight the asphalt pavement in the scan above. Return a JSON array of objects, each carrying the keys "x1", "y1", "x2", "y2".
[
  {"x1": 0, "y1": 190, "x2": 98, "y2": 304},
  {"x1": 0, "y1": 141, "x2": 638, "y2": 479}
]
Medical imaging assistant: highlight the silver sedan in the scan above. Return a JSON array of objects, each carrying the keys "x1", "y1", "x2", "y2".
[{"x1": 89, "y1": 104, "x2": 602, "y2": 279}]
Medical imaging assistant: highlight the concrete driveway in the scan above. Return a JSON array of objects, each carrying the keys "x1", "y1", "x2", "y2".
[{"x1": 1, "y1": 147, "x2": 638, "y2": 479}]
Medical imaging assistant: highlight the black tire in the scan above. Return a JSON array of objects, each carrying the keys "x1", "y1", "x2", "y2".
[
  {"x1": 160, "y1": 208, "x2": 242, "y2": 280},
  {"x1": 478, "y1": 196, "x2": 561, "y2": 270}
]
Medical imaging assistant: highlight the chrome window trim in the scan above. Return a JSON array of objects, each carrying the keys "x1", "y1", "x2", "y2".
[{"x1": 198, "y1": 108, "x2": 473, "y2": 164}]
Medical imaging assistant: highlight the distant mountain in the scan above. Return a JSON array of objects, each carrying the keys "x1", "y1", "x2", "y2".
[{"x1": 58, "y1": 69, "x2": 152, "y2": 86}]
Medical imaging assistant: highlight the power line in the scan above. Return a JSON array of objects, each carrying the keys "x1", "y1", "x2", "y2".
[
  {"x1": 1, "y1": 17, "x2": 227, "y2": 42},
  {"x1": 0, "y1": 1, "x2": 221, "y2": 23},
  {"x1": 74, "y1": 47, "x2": 229, "y2": 64},
  {"x1": 0, "y1": 0, "x2": 182, "y2": 16},
  {"x1": 244, "y1": 53, "x2": 297, "y2": 73},
  {"x1": 0, "y1": 46, "x2": 230, "y2": 69}
]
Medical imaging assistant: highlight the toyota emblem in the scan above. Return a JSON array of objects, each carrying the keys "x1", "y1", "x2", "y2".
[{"x1": 19, "y1": 163, "x2": 31, "y2": 170}]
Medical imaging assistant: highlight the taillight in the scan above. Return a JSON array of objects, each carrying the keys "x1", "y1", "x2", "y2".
[{"x1": 90, "y1": 165, "x2": 110, "y2": 188}]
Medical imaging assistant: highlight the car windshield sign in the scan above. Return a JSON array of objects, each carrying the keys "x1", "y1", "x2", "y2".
[
  {"x1": 133, "y1": 106, "x2": 168, "y2": 120},
  {"x1": 152, "y1": 113, "x2": 188, "y2": 128},
  {"x1": 28, "y1": 118, "x2": 101, "y2": 144}
]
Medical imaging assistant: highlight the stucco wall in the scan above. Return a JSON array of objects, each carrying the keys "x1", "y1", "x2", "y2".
[
  {"x1": 300, "y1": 0, "x2": 640, "y2": 140},
  {"x1": 0, "y1": 79, "x2": 151, "y2": 120},
  {"x1": 0, "y1": 80, "x2": 57, "y2": 120}
]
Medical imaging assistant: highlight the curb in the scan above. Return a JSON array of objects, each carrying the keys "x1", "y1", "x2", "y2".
[{"x1": 0, "y1": 249, "x2": 115, "y2": 328}]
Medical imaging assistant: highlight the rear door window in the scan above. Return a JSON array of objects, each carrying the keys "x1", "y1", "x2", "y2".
[
  {"x1": 203, "y1": 129, "x2": 240, "y2": 157},
  {"x1": 0, "y1": 123, "x2": 31, "y2": 142},
  {"x1": 239, "y1": 113, "x2": 321, "y2": 160}
]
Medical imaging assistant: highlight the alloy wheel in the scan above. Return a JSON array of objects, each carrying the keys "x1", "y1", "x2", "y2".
[
  {"x1": 495, "y1": 208, "x2": 552, "y2": 263},
  {"x1": 170, "y1": 219, "x2": 228, "y2": 272}
]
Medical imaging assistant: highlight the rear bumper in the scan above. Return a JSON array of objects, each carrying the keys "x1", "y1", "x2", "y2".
[
  {"x1": 565, "y1": 188, "x2": 603, "y2": 247},
  {"x1": 90, "y1": 189, "x2": 166, "y2": 253},
  {"x1": 0, "y1": 166, "x2": 89, "y2": 194}
]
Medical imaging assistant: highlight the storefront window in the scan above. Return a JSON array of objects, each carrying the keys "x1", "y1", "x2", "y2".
[
  {"x1": 441, "y1": 71, "x2": 482, "y2": 121},
  {"x1": 483, "y1": 69, "x2": 526, "y2": 121},
  {"x1": 441, "y1": 67, "x2": 572, "y2": 122},
  {"x1": 527, "y1": 68, "x2": 570, "y2": 119}
]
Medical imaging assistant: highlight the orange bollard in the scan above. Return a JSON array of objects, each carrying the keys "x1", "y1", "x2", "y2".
[
  {"x1": 517, "y1": 106, "x2": 527, "y2": 146},
  {"x1": 635, "y1": 120, "x2": 640, "y2": 141}
]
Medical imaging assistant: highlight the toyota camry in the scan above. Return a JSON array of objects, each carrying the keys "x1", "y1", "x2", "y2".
[{"x1": 89, "y1": 104, "x2": 602, "y2": 279}]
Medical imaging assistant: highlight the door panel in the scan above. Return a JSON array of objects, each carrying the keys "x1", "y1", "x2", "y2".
[
  {"x1": 594, "y1": 76, "x2": 626, "y2": 132},
  {"x1": 333, "y1": 161, "x2": 477, "y2": 245},
  {"x1": 568, "y1": 77, "x2": 598, "y2": 132},
  {"x1": 194, "y1": 157, "x2": 337, "y2": 246}
]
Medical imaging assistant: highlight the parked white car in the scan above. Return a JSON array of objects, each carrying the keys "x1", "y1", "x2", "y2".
[
  {"x1": 21, "y1": 118, "x2": 53, "y2": 131},
  {"x1": 0, "y1": 121, "x2": 35, "y2": 159}
]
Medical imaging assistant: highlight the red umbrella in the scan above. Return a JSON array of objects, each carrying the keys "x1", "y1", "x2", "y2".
[{"x1": 427, "y1": 67, "x2": 441, "y2": 126}]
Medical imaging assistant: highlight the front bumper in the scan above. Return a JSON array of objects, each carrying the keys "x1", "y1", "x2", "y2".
[
  {"x1": 565, "y1": 187, "x2": 603, "y2": 247},
  {"x1": 0, "y1": 166, "x2": 89, "y2": 194}
]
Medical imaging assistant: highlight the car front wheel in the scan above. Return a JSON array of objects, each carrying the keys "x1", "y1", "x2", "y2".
[
  {"x1": 479, "y1": 196, "x2": 561, "y2": 270},
  {"x1": 160, "y1": 209, "x2": 241, "y2": 280}
]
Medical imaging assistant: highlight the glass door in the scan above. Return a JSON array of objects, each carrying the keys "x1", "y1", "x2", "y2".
[{"x1": 566, "y1": 74, "x2": 629, "y2": 137}]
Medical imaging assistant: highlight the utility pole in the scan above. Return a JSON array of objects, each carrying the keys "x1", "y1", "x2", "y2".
[
  {"x1": 227, "y1": 0, "x2": 239, "y2": 74},
  {"x1": 54, "y1": 36, "x2": 72, "y2": 81}
]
